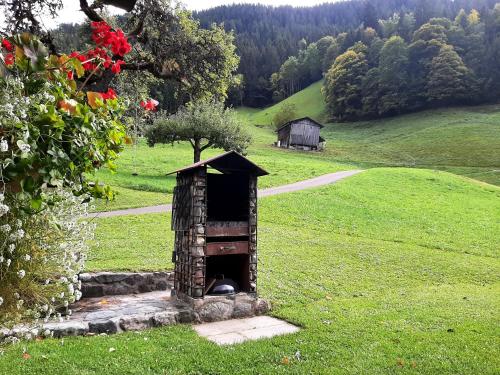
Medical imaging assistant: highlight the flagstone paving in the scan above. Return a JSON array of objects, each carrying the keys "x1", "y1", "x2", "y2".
[{"x1": 194, "y1": 316, "x2": 300, "y2": 345}]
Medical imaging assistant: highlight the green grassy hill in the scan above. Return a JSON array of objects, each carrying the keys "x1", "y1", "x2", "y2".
[
  {"x1": 93, "y1": 80, "x2": 499, "y2": 211},
  {"x1": 8, "y1": 83, "x2": 499, "y2": 374},
  {"x1": 4, "y1": 168, "x2": 498, "y2": 374},
  {"x1": 237, "y1": 80, "x2": 327, "y2": 126},
  {"x1": 241, "y1": 81, "x2": 500, "y2": 186}
]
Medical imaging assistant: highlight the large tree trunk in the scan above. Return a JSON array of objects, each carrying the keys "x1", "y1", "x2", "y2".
[{"x1": 193, "y1": 139, "x2": 201, "y2": 163}]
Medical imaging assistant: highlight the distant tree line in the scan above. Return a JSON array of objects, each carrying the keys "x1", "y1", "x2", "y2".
[
  {"x1": 271, "y1": 5, "x2": 500, "y2": 120},
  {"x1": 196, "y1": 0, "x2": 499, "y2": 107}
]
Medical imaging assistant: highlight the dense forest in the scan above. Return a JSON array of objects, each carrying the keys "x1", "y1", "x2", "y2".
[
  {"x1": 51, "y1": 0, "x2": 500, "y2": 114},
  {"x1": 271, "y1": 5, "x2": 500, "y2": 120},
  {"x1": 196, "y1": 0, "x2": 499, "y2": 106}
]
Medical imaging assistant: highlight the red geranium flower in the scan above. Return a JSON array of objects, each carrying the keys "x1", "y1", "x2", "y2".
[
  {"x1": 140, "y1": 99, "x2": 159, "y2": 111},
  {"x1": 111, "y1": 60, "x2": 125, "y2": 74},
  {"x1": 90, "y1": 21, "x2": 132, "y2": 57},
  {"x1": 1, "y1": 39, "x2": 14, "y2": 52},
  {"x1": 101, "y1": 88, "x2": 117, "y2": 101},
  {"x1": 4, "y1": 53, "x2": 14, "y2": 66},
  {"x1": 67, "y1": 70, "x2": 74, "y2": 80}
]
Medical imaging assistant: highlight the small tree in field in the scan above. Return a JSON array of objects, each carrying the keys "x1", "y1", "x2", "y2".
[
  {"x1": 272, "y1": 103, "x2": 297, "y2": 129},
  {"x1": 146, "y1": 101, "x2": 251, "y2": 162}
]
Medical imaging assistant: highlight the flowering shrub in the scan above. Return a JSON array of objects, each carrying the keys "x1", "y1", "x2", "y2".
[
  {"x1": 0, "y1": 27, "x2": 130, "y2": 329},
  {"x1": 0, "y1": 191, "x2": 94, "y2": 328}
]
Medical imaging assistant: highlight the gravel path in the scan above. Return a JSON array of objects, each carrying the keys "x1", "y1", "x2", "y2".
[{"x1": 94, "y1": 169, "x2": 363, "y2": 218}]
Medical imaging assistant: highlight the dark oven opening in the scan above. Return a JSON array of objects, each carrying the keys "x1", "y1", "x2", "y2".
[
  {"x1": 205, "y1": 254, "x2": 250, "y2": 294},
  {"x1": 207, "y1": 173, "x2": 249, "y2": 222}
]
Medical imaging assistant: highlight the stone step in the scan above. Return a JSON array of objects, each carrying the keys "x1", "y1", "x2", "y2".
[
  {"x1": 1, "y1": 291, "x2": 271, "y2": 342},
  {"x1": 43, "y1": 290, "x2": 196, "y2": 338},
  {"x1": 79, "y1": 271, "x2": 174, "y2": 298}
]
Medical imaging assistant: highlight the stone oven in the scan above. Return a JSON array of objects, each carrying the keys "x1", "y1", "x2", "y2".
[{"x1": 167, "y1": 151, "x2": 270, "y2": 320}]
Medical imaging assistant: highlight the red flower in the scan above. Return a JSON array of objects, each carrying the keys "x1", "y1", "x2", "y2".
[
  {"x1": 101, "y1": 88, "x2": 117, "y2": 101},
  {"x1": 4, "y1": 53, "x2": 14, "y2": 66},
  {"x1": 103, "y1": 55, "x2": 112, "y2": 69},
  {"x1": 140, "y1": 99, "x2": 159, "y2": 111},
  {"x1": 1, "y1": 39, "x2": 14, "y2": 52},
  {"x1": 111, "y1": 60, "x2": 125, "y2": 74},
  {"x1": 67, "y1": 70, "x2": 74, "y2": 80},
  {"x1": 91, "y1": 21, "x2": 113, "y2": 47},
  {"x1": 90, "y1": 21, "x2": 132, "y2": 57}
]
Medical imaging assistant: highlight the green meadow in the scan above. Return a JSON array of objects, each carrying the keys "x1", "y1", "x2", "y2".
[
  {"x1": 94, "y1": 81, "x2": 499, "y2": 211},
  {"x1": 2, "y1": 168, "x2": 499, "y2": 374},
  {"x1": 3, "y1": 80, "x2": 498, "y2": 375}
]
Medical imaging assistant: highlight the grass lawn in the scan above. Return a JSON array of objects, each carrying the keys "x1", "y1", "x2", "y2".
[
  {"x1": 93, "y1": 139, "x2": 355, "y2": 211},
  {"x1": 321, "y1": 105, "x2": 500, "y2": 185},
  {"x1": 94, "y1": 105, "x2": 500, "y2": 211},
  {"x1": 4, "y1": 168, "x2": 497, "y2": 374},
  {"x1": 95, "y1": 83, "x2": 499, "y2": 212},
  {"x1": 237, "y1": 80, "x2": 328, "y2": 126}
]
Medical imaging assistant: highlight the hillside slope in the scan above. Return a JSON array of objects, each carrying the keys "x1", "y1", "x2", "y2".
[
  {"x1": 237, "y1": 80, "x2": 327, "y2": 126},
  {"x1": 242, "y1": 82, "x2": 500, "y2": 185},
  {"x1": 18, "y1": 168, "x2": 497, "y2": 374}
]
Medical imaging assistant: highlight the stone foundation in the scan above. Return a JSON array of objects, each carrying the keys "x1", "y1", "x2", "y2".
[
  {"x1": 177, "y1": 292, "x2": 271, "y2": 323},
  {"x1": 80, "y1": 271, "x2": 173, "y2": 298}
]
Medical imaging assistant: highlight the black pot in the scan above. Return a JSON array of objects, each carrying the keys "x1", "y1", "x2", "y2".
[{"x1": 210, "y1": 278, "x2": 239, "y2": 295}]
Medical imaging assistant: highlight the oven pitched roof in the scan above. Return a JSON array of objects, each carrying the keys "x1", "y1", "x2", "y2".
[{"x1": 167, "y1": 151, "x2": 269, "y2": 176}]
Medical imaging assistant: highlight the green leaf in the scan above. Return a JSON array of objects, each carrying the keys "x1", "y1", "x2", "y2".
[
  {"x1": 72, "y1": 59, "x2": 85, "y2": 78},
  {"x1": 30, "y1": 197, "x2": 43, "y2": 211},
  {"x1": 20, "y1": 175, "x2": 35, "y2": 193}
]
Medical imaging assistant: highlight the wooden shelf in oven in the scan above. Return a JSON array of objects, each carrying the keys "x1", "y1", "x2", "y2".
[
  {"x1": 206, "y1": 241, "x2": 249, "y2": 256},
  {"x1": 206, "y1": 221, "x2": 249, "y2": 237}
]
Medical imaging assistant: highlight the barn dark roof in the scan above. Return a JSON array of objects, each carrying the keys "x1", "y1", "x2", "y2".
[
  {"x1": 167, "y1": 151, "x2": 269, "y2": 176},
  {"x1": 275, "y1": 116, "x2": 325, "y2": 133}
]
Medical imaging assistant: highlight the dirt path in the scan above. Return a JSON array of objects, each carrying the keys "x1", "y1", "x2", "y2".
[{"x1": 94, "y1": 169, "x2": 363, "y2": 218}]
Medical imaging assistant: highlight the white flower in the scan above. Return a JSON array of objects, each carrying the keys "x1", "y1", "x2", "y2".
[
  {"x1": 0, "y1": 138, "x2": 8, "y2": 152},
  {"x1": 0, "y1": 203, "x2": 9, "y2": 217},
  {"x1": 67, "y1": 284, "x2": 74, "y2": 295},
  {"x1": 16, "y1": 140, "x2": 31, "y2": 153},
  {"x1": 0, "y1": 224, "x2": 11, "y2": 233},
  {"x1": 0, "y1": 256, "x2": 3, "y2": 263},
  {"x1": 17, "y1": 269, "x2": 26, "y2": 279},
  {"x1": 8, "y1": 244, "x2": 15, "y2": 253},
  {"x1": 0, "y1": 193, "x2": 4, "y2": 202},
  {"x1": 24, "y1": 254, "x2": 31, "y2": 261},
  {"x1": 14, "y1": 292, "x2": 20, "y2": 299},
  {"x1": 0, "y1": 297, "x2": 3, "y2": 306},
  {"x1": 41, "y1": 304, "x2": 48, "y2": 312},
  {"x1": 59, "y1": 292, "x2": 65, "y2": 298},
  {"x1": 74, "y1": 290, "x2": 82, "y2": 301},
  {"x1": 6, "y1": 259, "x2": 11, "y2": 267},
  {"x1": 17, "y1": 229, "x2": 25, "y2": 239}
]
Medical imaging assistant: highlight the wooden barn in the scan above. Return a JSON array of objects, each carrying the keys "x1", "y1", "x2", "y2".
[{"x1": 276, "y1": 117, "x2": 325, "y2": 150}]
